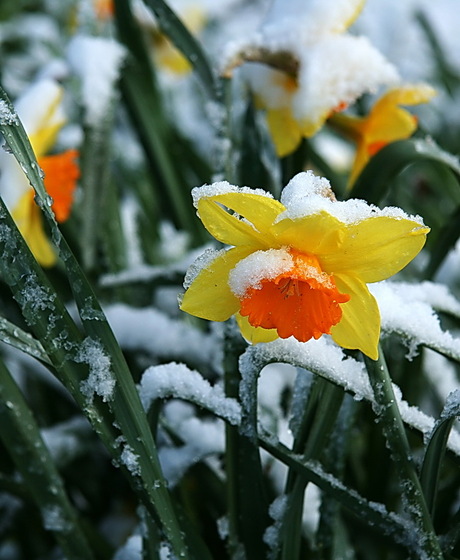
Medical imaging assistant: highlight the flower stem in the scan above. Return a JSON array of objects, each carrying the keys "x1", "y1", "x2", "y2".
[{"x1": 364, "y1": 347, "x2": 444, "y2": 559}]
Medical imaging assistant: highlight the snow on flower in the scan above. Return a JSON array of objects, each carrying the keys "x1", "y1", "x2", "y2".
[
  {"x1": 222, "y1": 0, "x2": 399, "y2": 156},
  {"x1": 331, "y1": 83, "x2": 437, "y2": 186},
  {"x1": 0, "y1": 78, "x2": 79, "y2": 266},
  {"x1": 180, "y1": 171, "x2": 429, "y2": 360}
]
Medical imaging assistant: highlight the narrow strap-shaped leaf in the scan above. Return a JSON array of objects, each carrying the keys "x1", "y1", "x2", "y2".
[
  {"x1": 259, "y1": 434, "x2": 410, "y2": 551},
  {"x1": 143, "y1": 0, "x2": 221, "y2": 102},
  {"x1": 0, "y1": 85, "x2": 190, "y2": 557},
  {"x1": 0, "y1": 315, "x2": 51, "y2": 365},
  {"x1": 224, "y1": 322, "x2": 270, "y2": 559},
  {"x1": 0, "y1": 355, "x2": 94, "y2": 560},
  {"x1": 349, "y1": 138, "x2": 460, "y2": 205},
  {"x1": 364, "y1": 348, "x2": 443, "y2": 559},
  {"x1": 421, "y1": 390, "x2": 460, "y2": 515}
]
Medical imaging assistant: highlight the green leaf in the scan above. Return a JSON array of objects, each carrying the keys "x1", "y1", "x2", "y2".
[
  {"x1": 349, "y1": 137, "x2": 460, "y2": 205},
  {"x1": 420, "y1": 390, "x2": 460, "y2": 516},
  {"x1": 0, "y1": 85, "x2": 190, "y2": 558},
  {"x1": 143, "y1": 0, "x2": 221, "y2": 102},
  {"x1": 0, "y1": 355, "x2": 94, "y2": 559},
  {"x1": 0, "y1": 315, "x2": 51, "y2": 365}
]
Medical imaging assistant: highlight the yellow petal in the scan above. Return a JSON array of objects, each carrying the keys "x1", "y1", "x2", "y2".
[
  {"x1": 271, "y1": 211, "x2": 346, "y2": 255},
  {"x1": 236, "y1": 313, "x2": 279, "y2": 344},
  {"x1": 12, "y1": 192, "x2": 56, "y2": 267},
  {"x1": 331, "y1": 274, "x2": 380, "y2": 360},
  {"x1": 266, "y1": 107, "x2": 303, "y2": 157},
  {"x1": 27, "y1": 89, "x2": 65, "y2": 157},
  {"x1": 374, "y1": 84, "x2": 436, "y2": 111},
  {"x1": 320, "y1": 216, "x2": 429, "y2": 283},
  {"x1": 180, "y1": 246, "x2": 254, "y2": 321},
  {"x1": 197, "y1": 192, "x2": 285, "y2": 247}
]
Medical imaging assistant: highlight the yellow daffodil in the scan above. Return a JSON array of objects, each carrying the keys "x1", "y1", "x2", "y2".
[
  {"x1": 331, "y1": 84, "x2": 437, "y2": 187},
  {"x1": 0, "y1": 78, "x2": 79, "y2": 266},
  {"x1": 180, "y1": 171, "x2": 429, "y2": 360},
  {"x1": 224, "y1": 0, "x2": 399, "y2": 157}
]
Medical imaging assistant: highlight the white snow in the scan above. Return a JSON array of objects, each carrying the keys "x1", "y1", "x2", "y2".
[
  {"x1": 76, "y1": 337, "x2": 115, "y2": 403},
  {"x1": 104, "y1": 303, "x2": 222, "y2": 372},
  {"x1": 192, "y1": 181, "x2": 274, "y2": 208},
  {"x1": 139, "y1": 362, "x2": 241, "y2": 425},
  {"x1": 67, "y1": 35, "x2": 126, "y2": 125},
  {"x1": 0, "y1": 100, "x2": 18, "y2": 125},
  {"x1": 229, "y1": 248, "x2": 293, "y2": 297},
  {"x1": 371, "y1": 281, "x2": 460, "y2": 361},
  {"x1": 278, "y1": 171, "x2": 426, "y2": 225}
]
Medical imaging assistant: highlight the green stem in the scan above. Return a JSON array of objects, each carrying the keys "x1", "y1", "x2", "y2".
[
  {"x1": 364, "y1": 347, "x2": 444, "y2": 559},
  {"x1": 224, "y1": 321, "x2": 269, "y2": 559}
]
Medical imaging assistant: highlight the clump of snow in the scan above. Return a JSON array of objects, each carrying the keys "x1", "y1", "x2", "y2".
[
  {"x1": 0, "y1": 100, "x2": 18, "y2": 125},
  {"x1": 67, "y1": 35, "x2": 126, "y2": 125},
  {"x1": 229, "y1": 248, "x2": 293, "y2": 297},
  {"x1": 120, "y1": 443, "x2": 141, "y2": 477},
  {"x1": 241, "y1": 336, "x2": 373, "y2": 403},
  {"x1": 76, "y1": 337, "x2": 115, "y2": 403},
  {"x1": 263, "y1": 495, "x2": 287, "y2": 555},
  {"x1": 139, "y1": 362, "x2": 241, "y2": 425},
  {"x1": 278, "y1": 171, "x2": 426, "y2": 226}
]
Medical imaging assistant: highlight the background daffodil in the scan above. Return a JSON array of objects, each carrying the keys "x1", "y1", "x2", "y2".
[
  {"x1": 0, "y1": 78, "x2": 79, "y2": 266},
  {"x1": 180, "y1": 171, "x2": 429, "y2": 360},
  {"x1": 331, "y1": 84, "x2": 437, "y2": 186},
  {"x1": 224, "y1": 0, "x2": 399, "y2": 157}
]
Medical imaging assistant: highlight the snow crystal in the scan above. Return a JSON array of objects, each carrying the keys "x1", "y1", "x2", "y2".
[
  {"x1": 191, "y1": 181, "x2": 274, "y2": 208},
  {"x1": 120, "y1": 444, "x2": 141, "y2": 477},
  {"x1": 229, "y1": 248, "x2": 293, "y2": 297},
  {"x1": 278, "y1": 171, "x2": 426, "y2": 226},
  {"x1": 139, "y1": 362, "x2": 241, "y2": 425},
  {"x1": 67, "y1": 35, "x2": 126, "y2": 125},
  {"x1": 76, "y1": 338, "x2": 115, "y2": 403},
  {"x1": 0, "y1": 100, "x2": 18, "y2": 125}
]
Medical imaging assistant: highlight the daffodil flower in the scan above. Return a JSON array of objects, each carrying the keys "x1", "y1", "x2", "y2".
[
  {"x1": 331, "y1": 84, "x2": 437, "y2": 187},
  {"x1": 224, "y1": 0, "x2": 399, "y2": 157},
  {"x1": 0, "y1": 78, "x2": 79, "y2": 266},
  {"x1": 180, "y1": 171, "x2": 429, "y2": 360}
]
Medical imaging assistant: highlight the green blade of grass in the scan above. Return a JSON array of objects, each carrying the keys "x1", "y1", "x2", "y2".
[{"x1": 0, "y1": 355, "x2": 94, "y2": 560}]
